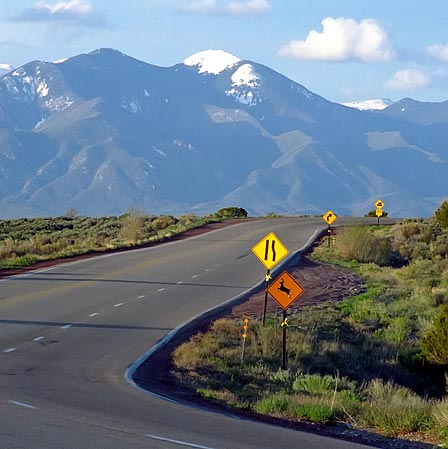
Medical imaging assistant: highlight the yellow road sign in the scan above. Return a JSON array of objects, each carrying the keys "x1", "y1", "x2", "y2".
[
  {"x1": 376, "y1": 209, "x2": 383, "y2": 217},
  {"x1": 323, "y1": 210, "x2": 337, "y2": 225},
  {"x1": 252, "y1": 232, "x2": 289, "y2": 270},
  {"x1": 375, "y1": 199, "x2": 384, "y2": 209},
  {"x1": 267, "y1": 271, "x2": 305, "y2": 310}
]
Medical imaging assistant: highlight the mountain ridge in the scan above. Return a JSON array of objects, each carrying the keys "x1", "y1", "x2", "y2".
[{"x1": 0, "y1": 48, "x2": 447, "y2": 218}]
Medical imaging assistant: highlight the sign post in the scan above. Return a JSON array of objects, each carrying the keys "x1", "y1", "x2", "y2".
[
  {"x1": 267, "y1": 271, "x2": 305, "y2": 369},
  {"x1": 375, "y1": 200, "x2": 384, "y2": 225},
  {"x1": 322, "y1": 210, "x2": 337, "y2": 247},
  {"x1": 252, "y1": 232, "x2": 289, "y2": 326}
]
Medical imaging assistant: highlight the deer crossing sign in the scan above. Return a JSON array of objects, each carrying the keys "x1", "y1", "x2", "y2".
[{"x1": 267, "y1": 271, "x2": 305, "y2": 309}]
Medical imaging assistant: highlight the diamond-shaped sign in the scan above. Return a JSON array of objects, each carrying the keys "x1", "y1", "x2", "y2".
[
  {"x1": 375, "y1": 199, "x2": 384, "y2": 209},
  {"x1": 323, "y1": 210, "x2": 337, "y2": 225},
  {"x1": 267, "y1": 271, "x2": 305, "y2": 310},
  {"x1": 252, "y1": 232, "x2": 289, "y2": 270}
]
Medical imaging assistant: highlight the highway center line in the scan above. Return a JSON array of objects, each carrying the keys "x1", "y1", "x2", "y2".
[
  {"x1": 33, "y1": 336, "x2": 45, "y2": 342},
  {"x1": 157, "y1": 288, "x2": 165, "y2": 292},
  {"x1": 137, "y1": 295, "x2": 145, "y2": 299},
  {"x1": 144, "y1": 434, "x2": 217, "y2": 449},
  {"x1": 9, "y1": 400, "x2": 38, "y2": 410},
  {"x1": 191, "y1": 274, "x2": 198, "y2": 278},
  {"x1": 61, "y1": 324, "x2": 72, "y2": 329},
  {"x1": 113, "y1": 303, "x2": 123, "y2": 307},
  {"x1": 3, "y1": 348, "x2": 16, "y2": 353},
  {"x1": 89, "y1": 313, "x2": 99, "y2": 318}
]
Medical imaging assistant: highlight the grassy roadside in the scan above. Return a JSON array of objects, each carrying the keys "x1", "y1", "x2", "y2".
[
  {"x1": 0, "y1": 211, "x2": 224, "y2": 270},
  {"x1": 172, "y1": 221, "x2": 448, "y2": 446}
]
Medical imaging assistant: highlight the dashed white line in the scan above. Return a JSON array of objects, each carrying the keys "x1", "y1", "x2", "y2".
[
  {"x1": 9, "y1": 400, "x2": 38, "y2": 410},
  {"x1": 157, "y1": 288, "x2": 165, "y2": 292},
  {"x1": 62, "y1": 324, "x2": 72, "y2": 329},
  {"x1": 89, "y1": 313, "x2": 99, "y2": 318},
  {"x1": 144, "y1": 434, "x2": 217, "y2": 449},
  {"x1": 3, "y1": 348, "x2": 16, "y2": 353},
  {"x1": 113, "y1": 303, "x2": 123, "y2": 308},
  {"x1": 205, "y1": 268, "x2": 211, "y2": 272},
  {"x1": 191, "y1": 275, "x2": 198, "y2": 279},
  {"x1": 33, "y1": 336, "x2": 45, "y2": 342},
  {"x1": 137, "y1": 295, "x2": 145, "y2": 299},
  {"x1": 176, "y1": 281, "x2": 183, "y2": 285}
]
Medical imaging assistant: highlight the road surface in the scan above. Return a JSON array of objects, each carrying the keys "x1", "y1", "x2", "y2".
[{"x1": 0, "y1": 218, "x2": 378, "y2": 449}]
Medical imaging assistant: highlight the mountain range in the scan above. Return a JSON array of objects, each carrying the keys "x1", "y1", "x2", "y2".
[{"x1": 0, "y1": 48, "x2": 447, "y2": 218}]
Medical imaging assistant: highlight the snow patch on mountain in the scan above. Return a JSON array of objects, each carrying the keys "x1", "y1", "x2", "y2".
[
  {"x1": 54, "y1": 58, "x2": 69, "y2": 64},
  {"x1": 183, "y1": 50, "x2": 241, "y2": 75},
  {"x1": 0, "y1": 63, "x2": 13, "y2": 75},
  {"x1": 226, "y1": 63, "x2": 262, "y2": 106},
  {"x1": 343, "y1": 99, "x2": 394, "y2": 111}
]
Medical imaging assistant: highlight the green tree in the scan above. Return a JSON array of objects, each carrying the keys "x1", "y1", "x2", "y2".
[
  {"x1": 364, "y1": 210, "x2": 388, "y2": 217},
  {"x1": 421, "y1": 305, "x2": 448, "y2": 366},
  {"x1": 435, "y1": 200, "x2": 448, "y2": 229},
  {"x1": 215, "y1": 207, "x2": 248, "y2": 218}
]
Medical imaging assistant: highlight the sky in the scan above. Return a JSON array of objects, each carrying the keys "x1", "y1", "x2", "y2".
[{"x1": 1, "y1": 0, "x2": 448, "y2": 103}]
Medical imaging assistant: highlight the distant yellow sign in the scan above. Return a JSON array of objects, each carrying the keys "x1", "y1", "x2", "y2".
[
  {"x1": 252, "y1": 232, "x2": 289, "y2": 270},
  {"x1": 375, "y1": 199, "x2": 384, "y2": 209},
  {"x1": 267, "y1": 271, "x2": 305, "y2": 310},
  {"x1": 323, "y1": 210, "x2": 337, "y2": 225},
  {"x1": 376, "y1": 209, "x2": 383, "y2": 217}
]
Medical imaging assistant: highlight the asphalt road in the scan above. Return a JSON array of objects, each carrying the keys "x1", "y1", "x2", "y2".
[{"x1": 0, "y1": 218, "x2": 380, "y2": 449}]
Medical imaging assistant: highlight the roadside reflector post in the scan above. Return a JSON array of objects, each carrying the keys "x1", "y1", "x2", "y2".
[
  {"x1": 327, "y1": 224, "x2": 331, "y2": 248},
  {"x1": 241, "y1": 317, "x2": 249, "y2": 365}
]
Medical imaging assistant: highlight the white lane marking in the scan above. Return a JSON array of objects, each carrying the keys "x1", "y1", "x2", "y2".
[
  {"x1": 157, "y1": 288, "x2": 165, "y2": 292},
  {"x1": 89, "y1": 313, "x2": 99, "y2": 318},
  {"x1": 191, "y1": 275, "x2": 198, "y2": 279},
  {"x1": 137, "y1": 295, "x2": 145, "y2": 299},
  {"x1": 113, "y1": 303, "x2": 123, "y2": 308},
  {"x1": 144, "y1": 434, "x2": 217, "y2": 449},
  {"x1": 9, "y1": 400, "x2": 38, "y2": 410},
  {"x1": 33, "y1": 336, "x2": 45, "y2": 342},
  {"x1": 176, "y1": 281, "x2": 183, "y2": 285},
  {"x1": 205, "y1": 268, "x2": 210, "y2": 272},
  {"x1": 3, "y1": 348, "x2": 16, "y2": 353},
  {"x1": 62, "y1": 324, "x2": 72, "y2": 329}
]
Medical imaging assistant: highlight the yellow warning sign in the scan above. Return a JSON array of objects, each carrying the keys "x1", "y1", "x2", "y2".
[
  {"x1": 323, "y1": 210, "x2": 337, "y2": 225},
  {"x1": 376, "y1": 209, "x2": 383, "y2": 217},
  {"x1": 375, "y1": 199, "x2": 384, "y2": 209},
  {"x1": 267, "y1": 271, "x2": 305, "y2": 310},
  {"x1": 252, "y1": 232, "x2": 289, "y2": 270}
]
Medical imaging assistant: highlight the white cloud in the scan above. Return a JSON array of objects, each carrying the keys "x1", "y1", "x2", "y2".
[
  {"x1": 180, "y1": 0, "x2": 270, "y2": 15},
  {"x1": 34, "y1": 0, "x2": 92, "y2": 15},
  {"x1": 226, "y1": 0, "x2": 270, "y2": 15},
  {"x1": 385, "y1": 69, "x2": 430, "y2": 90},
  {"x1": 15, "y1": 0, "x2": 107, "y2": 26},
  {"x1": 279, "y1": 17, "x2": 395, "y2": 62},
  {"x1": 426, "y1": 44, "x2": 448, "y2": 61}
]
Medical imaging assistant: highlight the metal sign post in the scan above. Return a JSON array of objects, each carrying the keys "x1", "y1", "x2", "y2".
[
  {"x1": 267, "y1": 271, "x2": 305, "y2": 370},
  {"x1": 252, "y1": 232, "x2": 289, "y2": 326}
]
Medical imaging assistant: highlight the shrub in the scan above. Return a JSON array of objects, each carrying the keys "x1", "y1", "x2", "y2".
[
  {"x1": 420, "y1": 305, "x2": 448, "y2": 366},
  {"x1": 215, "y1": 207, "x2": 248, "y2": 218},
  {"x1": 435, "y1": 200, "x2": 448, "y2": 229}
]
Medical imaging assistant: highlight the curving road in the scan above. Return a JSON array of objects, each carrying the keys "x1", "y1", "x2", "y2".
[{"x1": 0, "y1": 218, "x2": 377, "y2": 449}]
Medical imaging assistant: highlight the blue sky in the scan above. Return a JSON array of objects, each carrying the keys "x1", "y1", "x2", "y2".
[{"x1": 1, "y1": 0, "x2": 448, "y2": 103}]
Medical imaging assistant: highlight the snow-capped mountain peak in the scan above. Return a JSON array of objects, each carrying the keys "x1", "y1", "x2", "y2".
[
  {"x1": 230, "y1": 63, "x2": 260, "y2": 87},
  {"x1": 183, "y1": 49, "x2": 241, "y2": 75},
  {"x1": 226, "y1": 63, "x2": 262, "y2": 106},
  {"x1": 342, "y1": 98, "x2": 394, "y2": 111}
]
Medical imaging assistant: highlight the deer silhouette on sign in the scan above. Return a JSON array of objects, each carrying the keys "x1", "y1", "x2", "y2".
[{"x1": 277, "y1": 279, "x2": 291, "y2": 298}]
